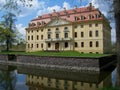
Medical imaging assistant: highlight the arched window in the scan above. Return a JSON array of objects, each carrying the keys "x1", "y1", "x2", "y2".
[
  {"x1": 89, "y1": 31, "x2": 92, "y2": 37},
  {"x1": 95, "y1": 30, "x2": 99, "y2": 37},
  {"x1": 89, "y1": 41, "x2": 92, "y2": 47},
  {"x1": 81, "y1": 42, "x2": 84, "y2": 47},
  {"x1": 64, "y1": 33, "x2": 68, "y2": 38},
  {"x1": 36, "y1": 44, "x2": 39, "y2": 48},
  {"x1": 37, "y1": 35, "x2": 39, "y2": 40},
  {"x1": 81, "y1": 32, "x2": 84, "y2": 37},
  {"x1": 96, "y1": 41, "x2": 99, "y2": 47},
  {"x1": 75, "y1": 42, "x2": 78, "y2": 47},
  {"x1": 31, "y1": 35, "x2": 33, "y2": 40},
  {"x1": 48, "y1": 43, "x2": 51, "y2": 48}
]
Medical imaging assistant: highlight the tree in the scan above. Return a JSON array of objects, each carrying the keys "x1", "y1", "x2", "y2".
[
  {"x1": 113, "y1": 0, "x2": 120, "y2": 86},
  {"x1": 0, "y1": 0, "x2": 33, "y2": 51},
  {"x1": 0, "y1": 12, "x2": 17, "y2": 51}
]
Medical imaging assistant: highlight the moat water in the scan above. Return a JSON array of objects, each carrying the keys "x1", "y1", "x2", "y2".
[{"x1": 0, "y1": 65, "x2": 116, "y2": 90}]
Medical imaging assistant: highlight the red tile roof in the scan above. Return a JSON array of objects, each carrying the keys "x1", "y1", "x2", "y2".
[{"x1": 26, "y1": 4, "x2": 104, "y2": 29}]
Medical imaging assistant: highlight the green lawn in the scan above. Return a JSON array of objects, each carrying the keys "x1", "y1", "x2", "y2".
[{"x1": 0, "y1": 50, "x2": 111, "y2": 58}]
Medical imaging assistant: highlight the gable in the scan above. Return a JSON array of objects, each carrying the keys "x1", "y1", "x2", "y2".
[{"x1": 47, "y1": 18, "x2": 71, "y2": 27}]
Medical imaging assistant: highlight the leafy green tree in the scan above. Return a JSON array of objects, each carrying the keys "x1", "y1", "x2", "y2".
[
  {"x1": 0, "y1": 12, "x2": 17, "y2": 51},
  {"x1": 0, "y1": 0, "x2": 33, "y2": 51}
]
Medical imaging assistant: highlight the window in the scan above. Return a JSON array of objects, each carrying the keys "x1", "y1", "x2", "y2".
[
  {"x1": 89, "y1": 31, "x2": 92, "y2": 37},
  {"x1": 95, "y1": 23, "x2": 98, "y2": 27},
  {"x1": 96, "y1": 41, "x2": 99, "y2": 47},
  {"x1": 89, "y1": 14, "x2": 92, "y2": 19},
  {"x1": 89, "y1": 41, "x2": 92, "y2": 47},
  {"x1": 95, "y1": 30, "x2": 99, "y2": 37},
  {"x1": 81, "y1": 32, "x2": 84, "y2": 37},
  {"x1": 81, "y1": 42, "x2": 84, "y2": 47},
  {"x1": 31, "y1": 44, "x2": 33, "y2": 48},
  {"x1": 89, "y1": 84, "x2": 92, "y2": 87},
  {"x1": 31, "y1": 35, "x2": 33, "y2": 40},
  {"x1": 80, "y1": 15, "x2": 85, "y2": 20},
  {"x1": 75, "y1": 32, "x2": 77, "y2": 38},
  {"x1": 37, "y1": 30, "x2": 39, "y2": 32},
  {"x1": 81, "y1": 82, "x2": 84, "y2": 86},
  {"x1": 48, "y1": 34, "x2": 51, "y2": 39},
  {"x1": 95, "y1": 14, "x2": 100, "y2": 19},
  {"x1": 56, "y1": 28, "x2": 59, "y2": 31},
  {"x1": 74, "y1": 26, "x2": 77, "y2": 28},
  {"x1": 89, "y1": 24, "x2": 92, "y2": 27},
  {"x1": 28, "y1": 31, "x2": 30, "y2": 33},
  {"x1": 41, "y1": 43, "x2": 43, "y2": 48},
  {"x1": 64, "y1": 33, "x2": 68, "y2": 38},
  {"x1": 28, "y1": 36, "x2": 30, "y2": 40},
  {"x1": 48, "y1": 29, "x2": 51, "y2": 32},
  {"x1": 36, "y1": 44, "x2": 39, "y2": 48},
  {"x1": 31, "y1": 30, "x2": 33, "y2": 33},
  {"x1": 37, "y1": 35, "x2": 39, "y2": 40},
  {"x1": 56, "y1": 34, "x2": 59, "y2": 39},
  {"x1": 48, "y1": 43, "x2": 51, "y2": 48},
  {"x1": 74, "y1": 16, "x2": 78, "y2": 21},
  {"x1": 41, "y1": 35, "x2": 43, "y2": 40},
  {"x1": 37, "y1": 22, "x2": 41, "y2": 26},
  {"x1": 64, "y1": 27, "x2": 68, "y2": 30},
  {"x1": 41, "y1": 29, "x2": 43, "y2": 32},
  {"x1": 75, "y1": 42, "x2": 78, "y2": 47},
  {"x1": 81, "y1": 25, "x2": 84, "y2": 28},
  {"x1": 65, "y1": 42, "x2": 68, "y2": 48}
]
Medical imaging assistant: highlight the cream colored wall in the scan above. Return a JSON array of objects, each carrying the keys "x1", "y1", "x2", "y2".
[
  {"x1": 26, "y1": 19, "x2": 111, "y2": 54},
  {"x1": 45, "y1": 24, "x2": 74, "y2": 51},
  {"x1": 74, "y1": 21, "x2": 104, "y2": 53}
]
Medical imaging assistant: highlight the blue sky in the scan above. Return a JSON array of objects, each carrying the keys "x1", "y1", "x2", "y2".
[{"x1": 0, "y1": 0, "x2": 115, "y2": 42}]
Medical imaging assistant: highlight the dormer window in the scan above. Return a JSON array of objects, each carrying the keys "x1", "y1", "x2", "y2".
[
  {"x1": 42, "y1": 21, "x2": 46, "y2": 25},
  {"x1": 32, "y1": 23, "x2": 36, "y2": 26},
  {"x1": 89, "y1": 14, "x2": 92, "y2": 19},
  {"x1": 37, "y1": 22, "x2": 41, "y2": 26},
  {"x1": 95, "y1": 14, "x2": 100, "y2": 19},
  {"x1": 74, "y1": 16, "x2": 78, "y2": 21},
  {"x1": 80, "y1": 15, "x2": 85, "y2": 20}
]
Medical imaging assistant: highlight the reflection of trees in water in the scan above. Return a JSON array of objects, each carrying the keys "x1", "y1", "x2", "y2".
[{"x1": 0, "y1": 70, "x2": 17, "y2": 90}]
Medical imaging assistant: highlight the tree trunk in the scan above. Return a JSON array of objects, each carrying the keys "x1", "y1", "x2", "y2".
[
  {"x1": 114, "y1": 0, "x2": 120, "y2": 86},
  {"x1": 6, "y1": 36, "x2": 10, "y2": 51}
]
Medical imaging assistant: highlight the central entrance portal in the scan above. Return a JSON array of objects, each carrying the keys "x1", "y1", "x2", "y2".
[{"x1": 55, "y1": 43, "x2": 59, "y2": 50}]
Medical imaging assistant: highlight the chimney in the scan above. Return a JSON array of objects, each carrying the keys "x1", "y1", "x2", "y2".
[
  {"x1": 53, "y1": 9, "x2": 56, "y2": 12},
  {"x1": 74, "y1": 5, "x2": 77, "y2": 9},
  {"x1": 89, "y1": 3, "x2": 92, "y2": 7},
  {"x1": 63, "y1": 7, "x2": 66, "y2": 11}
]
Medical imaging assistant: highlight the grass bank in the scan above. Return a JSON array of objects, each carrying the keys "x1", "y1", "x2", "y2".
[{"x1": 0, "y1": 51, "x2": 111, "y2": 58}]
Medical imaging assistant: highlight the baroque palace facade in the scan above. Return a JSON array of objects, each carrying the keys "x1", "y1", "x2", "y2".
[{"x1": 26, "y1": 3, "x2": 111, "y2": 53}]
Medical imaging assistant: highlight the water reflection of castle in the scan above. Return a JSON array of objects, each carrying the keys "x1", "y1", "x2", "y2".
[
  {"x1": 17, "y1": 67, "x2": 113, "y2": 90},
  {"x1": 26, "y1": 74, "x2": 111, "y2": 90}
]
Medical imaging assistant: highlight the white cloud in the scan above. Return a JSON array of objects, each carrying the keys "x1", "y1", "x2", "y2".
[
  {"x1": 37, "y1": 1, "x2": 71, "y2": 16},
  {"x1": 17, "y1": 0, "x2": 43, "y2": 17},
  {"x1": 63, "y1": 2, "x2": 71, "y2": 9},
  {"x1": 16, "y1": 24, "x2": 26, "y2": 38},
  {"x1": 0, "y1": 0, "x2": 5, "y2": 8}
]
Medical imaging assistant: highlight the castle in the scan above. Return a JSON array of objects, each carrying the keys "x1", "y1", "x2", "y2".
[{"x1": 25, "y1": 3, "x2": 111, "y2": 54}]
